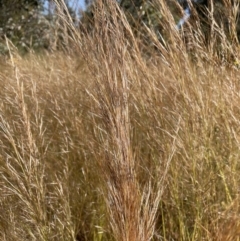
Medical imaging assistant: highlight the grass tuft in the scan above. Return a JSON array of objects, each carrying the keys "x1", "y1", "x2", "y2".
[{"x1": 0, "y1": 0, "x2": 240, "y2": 240}]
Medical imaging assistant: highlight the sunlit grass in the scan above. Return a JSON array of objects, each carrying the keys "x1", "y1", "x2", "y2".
[{"x1": 0, "y1": 0, "x2": 240, "y2": 240}]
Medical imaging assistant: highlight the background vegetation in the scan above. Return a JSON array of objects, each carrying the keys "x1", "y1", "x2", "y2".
[
  {"x1": 0, "y1": 0, "x2": 240, "y2": 241},
  {"x1": 0, "y1": 0, "x2": 79, "y2": 53}
]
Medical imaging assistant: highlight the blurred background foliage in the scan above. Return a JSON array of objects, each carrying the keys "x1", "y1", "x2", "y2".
[
  {"x1": 0, "y1": 0, "x2": 46, "y2": 53},
  {"x1": 0, "y1": 0, "x2": 239, "y2": 54},
  {"x1": 0, "y1": 0, "x2": 77, "y2": 54}
]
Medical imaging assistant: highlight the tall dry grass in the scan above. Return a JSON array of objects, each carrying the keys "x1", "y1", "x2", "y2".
[{"x1": 0, "y1": 0, "x2": 240, "y2": 240}]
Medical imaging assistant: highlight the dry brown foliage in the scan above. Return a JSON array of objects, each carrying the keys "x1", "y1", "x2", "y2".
[{"x1": 0, "y1": 0, "x2": 240, "y2": 241}]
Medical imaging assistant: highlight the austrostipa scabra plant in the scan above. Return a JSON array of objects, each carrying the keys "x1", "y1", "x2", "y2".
[
  {"x1": 0, "y1": 0, "x2": 239, "y2": 240},
  {"x1": 73, "y1": 1, "x2": 175, "y2": 240}
]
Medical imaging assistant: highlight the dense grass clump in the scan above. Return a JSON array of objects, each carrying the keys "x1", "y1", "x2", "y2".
[{"x1": 0, "y1": 0, "x2": 240, "y2": 240}]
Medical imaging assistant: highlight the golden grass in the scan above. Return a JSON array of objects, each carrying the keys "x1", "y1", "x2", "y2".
[{"x1": 0, "y1": 0, "x2": 240, "y2": 240}]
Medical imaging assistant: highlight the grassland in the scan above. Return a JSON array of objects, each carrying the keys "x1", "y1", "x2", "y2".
[{"x1": 0, "y1": 0, "x2": 240, "y2": 240}]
